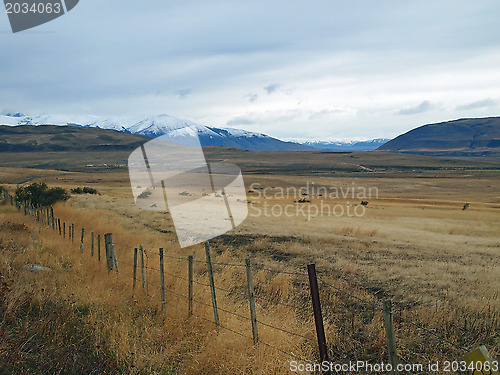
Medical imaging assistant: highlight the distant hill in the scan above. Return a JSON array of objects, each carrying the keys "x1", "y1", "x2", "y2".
[
  {"x1": 377, "y1": 117, "x2": 500, "y2": 157},
  {"x1": 0, "y1": 113, "x2": 312, "y2": 151},
  {"x1": 0, "y1": 125, "x2": 149, "y2": 152},
  {"x1": 301, "y1": 138, "x2": 389, "y2": 151}
]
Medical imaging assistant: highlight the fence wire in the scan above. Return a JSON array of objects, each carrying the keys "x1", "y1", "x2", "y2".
[{"x1": 4, "y1": 192, "x2": 485, "y2": 372}]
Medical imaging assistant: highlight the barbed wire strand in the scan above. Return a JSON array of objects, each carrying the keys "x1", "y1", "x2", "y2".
[
  {"x1": 317, "y1": 277, "x2": 384, "y2": 311},
  {"x1": 392, "y1": 312, "x2": 469, "y2": 352},
  {"x1": 253, "y1": 292, "x2": 312, "y2": 314},
  {"x1": 9, "y1": 199, "x2": 474, "y2": 366},
  {"x1": 256, "y1": 319, "x2": 316, "y2": 343}
]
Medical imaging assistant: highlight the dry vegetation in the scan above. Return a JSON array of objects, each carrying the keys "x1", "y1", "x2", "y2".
[{"x1": 0, "y1": 163, "x2": 499, "y2": 374}]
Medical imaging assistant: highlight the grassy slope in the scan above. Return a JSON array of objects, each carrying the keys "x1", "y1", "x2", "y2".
[{"x1": 0, "y1": 205, "x2": 122, "y2": 374}]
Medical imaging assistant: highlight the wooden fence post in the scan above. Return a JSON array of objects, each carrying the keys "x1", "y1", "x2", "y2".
[
  {"x1": 205, "y1": 242, "x2": 219, "y2": 326},
  {"x1": 133, "y1": 248, "x2": 138, "y2": 290},
  {"x1": 63, "y1": 222, "x2": 66, "y2": 238},
  {"x1": 104, "y1": 233, "x2": 118, "y2": 272},
  {"x1": 51, "y1": 207, "x2": 54, "y2": 229},
  {"x1": 58, "y1": 219, "x2": 61, "y2": 236},
  {"x1": 383, "y1": 300, "x2": 399, "y2": 375},
  {"x1": 71, "y1": 224, "x2": 74, "y2": 243},
  {"x1": 80, "y1": 228, "x2": 85, "y2": 252},
  {"x1": 307, "y1": 263, "x2": 330, "y2": 374},
  {"x1": 97, "y1": 234, "x2": 101, "y2": 261},
  {"x1": 188, "y1": 255, "x2": 193, "y2": 317},
  {"x1": 159, "y1": 248, "x2": 165, "y2": 310},
  {"x1": 245, "y1": 258, "x2": 259, "y2": 344},
  {"x1": 91, "y1": 232, "x2": 94, "y2": 256},
  {"x1": 140, "y1": 245, "x2": 146, "y2": 293}
]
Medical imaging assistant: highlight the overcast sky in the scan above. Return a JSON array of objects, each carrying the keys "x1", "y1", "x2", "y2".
[{"x1": 1, "y1": 0, "x2": 499, "y2": 140}]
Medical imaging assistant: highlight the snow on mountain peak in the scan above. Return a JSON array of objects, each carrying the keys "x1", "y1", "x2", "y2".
[{"x1": 0, "y1": 112, "x2": 270, "y2": 140}]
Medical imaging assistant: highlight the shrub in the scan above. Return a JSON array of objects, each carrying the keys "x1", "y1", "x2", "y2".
[
  {"x1": 15, "y1": 183, "x2": 69, "y2": 207},
  {"x1": 71, "y1": 186, "x2": 98, "y2": 195},
  {"x1": 83, "y1": 187, "x2": 98, "y2": 194}
]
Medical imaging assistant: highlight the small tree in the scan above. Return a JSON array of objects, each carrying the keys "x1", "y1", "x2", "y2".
[{"x1": 16, "y1": 183, "x2": 69, "y2": 206}]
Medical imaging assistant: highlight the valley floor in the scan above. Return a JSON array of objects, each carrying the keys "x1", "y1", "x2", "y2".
[{"x1": 0, "y1": 164, "x2": 498, "y2": 374}]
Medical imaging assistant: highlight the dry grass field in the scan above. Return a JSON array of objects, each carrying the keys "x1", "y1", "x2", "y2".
[{"x1": 0, "y1": 152, "x2": 498, "y2": 374}]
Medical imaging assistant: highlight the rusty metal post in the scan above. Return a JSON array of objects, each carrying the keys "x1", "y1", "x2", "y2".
[{"x1": 307, "y1": 263, "x2": 330, "y2": 374}]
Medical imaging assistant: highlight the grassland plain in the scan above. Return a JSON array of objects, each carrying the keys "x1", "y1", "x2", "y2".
[{"x1": 0, "y1": 155, "x2": 499, "y2": 374}]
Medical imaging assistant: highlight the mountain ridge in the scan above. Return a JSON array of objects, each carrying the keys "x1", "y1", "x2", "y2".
[
  {"x1": 0, "y1": 113, "x2": 312, "y2": 151},
  {"x1": 377, "y1": 116, "x2": 500, "y2": 157}
]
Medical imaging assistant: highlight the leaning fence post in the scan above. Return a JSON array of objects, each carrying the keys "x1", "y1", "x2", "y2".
[
  {"x1": 307, "y1": 263, "x2": 330, "y2": 374},
  {"x1": 205, "y1": 242, "x2": 219, "y2": 326},
  {"x1": 245, "y1": 258, "x2": 259, "y2": 344},
  {"x1": 104, "y1": 233, "x2": 118, "y2": 272},
  {"x1": 133, "y1": 248, "x2": 138, "y2": 290},
  {"x1": 80, "y1": 228, "x2": 85, "y2": 252},
  {"x1": 383, "y1": 300, "x2": 399, "y2": 375},
  {"x1": 91, "y1": 232, "x2": 94, "y2": 257},
  {"x1": 58, "y1": 219, "x2": 61, "y2": 236},
  {"x1": 140, "y1": 245, "x2": 146, "y2": 293},
  {"x1": 159, "y1": 248, "x2": 166, "y2": 310},
  {"x1": 188, "y1": 255, "x2": 193, "y2": 317}
]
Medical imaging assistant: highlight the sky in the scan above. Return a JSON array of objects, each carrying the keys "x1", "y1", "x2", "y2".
[{"x1": 1, "y1": 0, "x2": 499, "y2": 141}]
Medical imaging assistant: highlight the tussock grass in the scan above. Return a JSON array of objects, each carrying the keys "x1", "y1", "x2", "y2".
[{"x1": 0, "y1": 167, "x2": 499, "y2": 373}]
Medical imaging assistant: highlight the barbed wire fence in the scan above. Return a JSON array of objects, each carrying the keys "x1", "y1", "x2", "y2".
[{"x1": 1, "y1": 187, "x2": 496, "y2": 375}]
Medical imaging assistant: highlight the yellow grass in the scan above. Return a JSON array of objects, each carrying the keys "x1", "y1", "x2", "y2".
[{"x1": 0, "y1": 166, "x2": 499, "y2": 374}]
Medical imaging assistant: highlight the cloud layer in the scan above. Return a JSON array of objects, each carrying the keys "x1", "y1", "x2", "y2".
[{"x1": 0, "y1": 0, "x2": 499, "y2": 140}]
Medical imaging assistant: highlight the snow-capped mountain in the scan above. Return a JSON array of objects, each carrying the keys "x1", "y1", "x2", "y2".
[
  {"x1": 0, "y1": 113, "x2": 311, "y2": 151},
  {"x1": 300, "y1": 138, "x2": 390, "y2": 151}
]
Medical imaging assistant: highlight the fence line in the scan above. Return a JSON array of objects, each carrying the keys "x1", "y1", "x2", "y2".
[{"x1": 0, "y1": 187, "x2": 484, "y2": 371}]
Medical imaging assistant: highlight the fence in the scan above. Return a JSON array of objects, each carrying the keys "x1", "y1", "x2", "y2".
[{"x1": 1, "y1": 187, "x2": 496, "y2": 375}]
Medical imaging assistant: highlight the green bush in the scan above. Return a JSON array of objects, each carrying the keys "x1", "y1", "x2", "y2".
[
  {"x1": 16, "y1": 183, "x2": 69, "y2": 207},
  {"x1": 71, "y1": 186, "x2": 98, "y2": 195}
]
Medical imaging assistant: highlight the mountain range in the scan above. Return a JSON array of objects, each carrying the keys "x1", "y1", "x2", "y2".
[
  {"x1": 0, "y1": 113, "x2": 313, "y2": 151},
  {"x1": 300, "y1": 138, "x2": 390, "y2": 151},
  {"x1": 2, "y1": 113, "x2": 499, "y2": 156}
]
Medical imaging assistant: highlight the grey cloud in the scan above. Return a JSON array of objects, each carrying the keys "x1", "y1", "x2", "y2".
[
  {"x1": 308, "y1": 108, "x2": 347, "y2": 121},
  {"x1": 245, "y1": 93, "x2": 259, "y2": 103},
  {"x1": 0, "y1": 1, "x2": 499, "y2": 139},
  {"x1": 397, "y1": 101, "x2": 433, "y2": 115},
  {"x1": 263, "y1": 83, "x2": 281, "y2": 94},
  {"x1": 227, "y1": 116, "x2": 256, "y2": 126},
  {"x1": 456, "y1": 98, "x2": 496, "y2": 111},
  {"x1": 175, "y1": 89, "x2": 192, "y2": 99}
]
